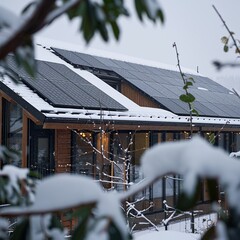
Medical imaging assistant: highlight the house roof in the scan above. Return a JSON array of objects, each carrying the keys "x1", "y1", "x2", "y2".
[
  {"x1": 1, "y1": 38, "x2": 240, "y2": 128},
  {"x1": 51, "y1": 47, "x2": 240, "y2": 118}
]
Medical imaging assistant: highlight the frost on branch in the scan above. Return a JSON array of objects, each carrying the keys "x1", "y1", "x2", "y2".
[{"x1": 141, "y1": 136, "x2": 240, "y2": 212}]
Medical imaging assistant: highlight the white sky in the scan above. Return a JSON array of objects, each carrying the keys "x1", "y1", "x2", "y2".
[{"x1": 1, "y1": 0, "x2": 240, "y2": 92}]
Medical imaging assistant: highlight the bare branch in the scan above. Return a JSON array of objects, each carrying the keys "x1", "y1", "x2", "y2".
[
  {"x1": 213, "y1": 60, "x2": 240, "y2": 70},
  {"x1": 0, "y1": 0, "x2": 85, "y2": 59},
  {"x1": 213, "y1": 5, "x2": 240, "y2": 54},
  {"x1": 0, "y1": 0, "x2": 55, "y2": 59},
  {"x1": 173, "y1": 42, "x2": 193, "y2": 136}
]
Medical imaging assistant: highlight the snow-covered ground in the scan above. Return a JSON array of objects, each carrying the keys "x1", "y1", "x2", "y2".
[
  {"x1": 134, "y1": 230, "x2": 200, "y2": 240},
  {"x1": 133, "y1": 213, "x2": 217, "y2": 240}
]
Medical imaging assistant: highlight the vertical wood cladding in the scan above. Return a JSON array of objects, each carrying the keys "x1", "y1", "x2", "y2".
[
  {"x1": 121, "y1": 82, "x2": 160, "y2": 108},
  {"x1": 55, "y1": 129, "x2": 71, "y2": 173}
]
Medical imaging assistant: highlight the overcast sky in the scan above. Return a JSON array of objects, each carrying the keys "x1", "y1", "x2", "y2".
[{"x1": 2, "y1": 0, "x2": 240, "y2": 92}]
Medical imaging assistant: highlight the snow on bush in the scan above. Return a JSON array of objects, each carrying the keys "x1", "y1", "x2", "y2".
[
  {"x1": 141, "y1": 136, "x2": 240, "y2": 212},
  {"x1": 0, "y1": 173, "x2": 128, "y2": 239},
  {"x1": 1, "y1": 136, "x2": 240, "y2": 239}
]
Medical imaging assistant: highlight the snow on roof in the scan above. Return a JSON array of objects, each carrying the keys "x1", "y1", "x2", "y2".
[
  {"x1": 1, "y1": 37, "x2": 240, "y2": 126},
  {"x1": 35, "y1": 37, "x2": 201, "y2": 76},
  {"x1": 2, "y1": 74, "x2": 240, "y2": 127}
]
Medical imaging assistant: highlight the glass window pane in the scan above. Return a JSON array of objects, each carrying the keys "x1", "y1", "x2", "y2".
[
  {"x1": 72, "y1": 132, "x2": 94, "y2": 177},
  {"x1": 36, "y1": 137, "x2": 49, "y2": 177},
  {"x1": 3, "y1": 101, "x2": 23, "y2": 167}
]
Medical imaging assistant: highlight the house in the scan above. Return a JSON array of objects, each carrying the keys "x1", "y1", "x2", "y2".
[{"x1": 1, "y1": 39, "x2": 240, "y2": 214}]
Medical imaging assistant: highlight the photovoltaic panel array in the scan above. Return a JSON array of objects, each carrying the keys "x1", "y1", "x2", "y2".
[
  {"x1": 52, "y1": 47, "x2": 240, "y2": 118},
  {"x1": 5, "y1": 56, "x2": 127, "y2": 111}
]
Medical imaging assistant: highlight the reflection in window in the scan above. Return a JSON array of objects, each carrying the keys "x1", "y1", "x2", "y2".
[
  {"x1": 2, "y1": 100, "x2": 22, "y2": 167},
  {"x1": 131, "y1": 132, "x2": 149, "y2": 183},
  {"x1": 112, "y1": 132, "x2": 131, "y2": 191},
  {"x1": 33, "y1": 137, "x2": 49, "y2": 177},
  {"x1": 72, "y1": 132, "x2": 94, "y2": 177},
  {"x1": 234, "y1": 133, "x2": 240, "y2": 153}
]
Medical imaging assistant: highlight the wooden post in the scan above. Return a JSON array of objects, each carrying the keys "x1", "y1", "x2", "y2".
[{"x1": 22, "y1": 112, "x2": 28, "y2": 168}]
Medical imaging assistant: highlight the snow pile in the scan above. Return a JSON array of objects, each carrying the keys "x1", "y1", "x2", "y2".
[
  {"x1": 134, "y1": 230, "x2": 200, "y2": 240},
  {"x1": 0, "y1": 165, "x2": 30, "y2": 204},
  {"x1": 141, "y1": 136, "x2": 240, "y2": 212},
  {"x1": 0, "y1": 174, "x2": 128, "y2": 239}
]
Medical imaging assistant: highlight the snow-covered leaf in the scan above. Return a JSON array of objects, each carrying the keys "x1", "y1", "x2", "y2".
[{"x1": 140, "y1": 136, "x2": 240, "y2": 213}]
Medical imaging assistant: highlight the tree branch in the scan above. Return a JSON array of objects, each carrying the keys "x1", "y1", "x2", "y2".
[
  {"x1": 212, "y1": 5, "x2": 240, "y2": 54},
  {"x1": 0, "y1": 0, "x2": 55, "y2": 59},
  {"x1": 0, "y1": 0, "x2": 85, "y2": 59},
  {"x1": 173, "y1": 42, "x2": 193, "y2": 137}
]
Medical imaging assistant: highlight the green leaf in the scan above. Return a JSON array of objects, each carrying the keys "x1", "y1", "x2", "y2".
[
  {"x1": 134, "y1": 0, "x2": 164, "y2": 23},
  {"x1": 208, "y1": 133, "x2": 215, "y2": 144},
  {"x1": 49, "y1": 214, "x2": 63, "y2": 231},
  {"x1": 188, "y1": 77, "x2": 195, "y2": 83},
  {"x1": 134, "y1": 0, "x2": 144, "y2": 21},
  {"x1": 176, "y1": 180, "x2": 201, "y2": 210},
  {"x1": 191, "y1": 108, "x2": 199, "y2": 116},
  {"x1": 108, "y1": 221, "x2": 124, "y2": 240},
  {"x1": 183, "y1": 81, "x2": 193, "y2": 90},
  {"x1": 179, "y1": 93, "x2": 195, "y2": 103},
  {"x1": 223, "y1": 45, "x2": 229, "y2": 52},
  {"x1": 221, "y1": 36, "x2": 228, "y2": 44},
  {"x1": 71, "y1": 207, "x2": 92, "y2": 240},
  {"x1": 10, "y1": 218, "x2": 29, "y2": 240},
  {"x1": 110, "y1": 21, "x2": 120, "y2": 40}
]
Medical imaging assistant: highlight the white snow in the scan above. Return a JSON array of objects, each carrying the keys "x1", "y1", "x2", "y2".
[
  {"x1": 0, "y1": 6, "x2": 19, "y2": 29},
  {"x1": 197, "y1": 87, "x2": 208, "y2": 91},
  {"x1": 140, "y1": 136, "x2": 240, "y2": 213},
  {"x1": 2, "y1": 73, "x2": 240, "y2": 127},
  {"x1": 229, "y1": 150, "x2": 240, "y2": 158},
  {"x1": 35, "y1": 37, "x2": 201, "y2": 76},
  {"x1": 30, "y1": 215, "x2": 65, "y2": 240},
  {"x1": 134, "y1": 230, "x2": 200, "y2": 240},
  {"x1": 0, "y1": 165, "x2": 29, "y2": 204},
  {"x1": 0, "y1": 173, "x2": 128, "y2": 239}
]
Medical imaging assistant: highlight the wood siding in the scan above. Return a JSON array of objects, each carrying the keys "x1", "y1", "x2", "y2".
[
  {"x1": 22, "y1": 112, "x2": 28, "y2": 168},
  {"x1": 55, "y1": 129, "x2": 72, "y2": 173},
  {"x1": 121, "y1": 82, "x2": 160, "y2": 108}
]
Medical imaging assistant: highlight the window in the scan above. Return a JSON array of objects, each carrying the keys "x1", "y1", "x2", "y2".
[
  {"x1": 2, "y1": 100, "x2": 22, "y2": 167},
  {"x1": 29, "y1": 122, "x2": 54, "y2": 177},
  {"x1": 72, "y1": 131, "x2": 94, "y2": 177},
  {"x1": 111, "y1": 132, "x2": 131, "y2": 191}
]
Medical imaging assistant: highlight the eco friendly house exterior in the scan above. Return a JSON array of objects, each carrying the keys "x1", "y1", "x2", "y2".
[{"x1": 1, "y1": 40, "x2": 240, "y2": 214}]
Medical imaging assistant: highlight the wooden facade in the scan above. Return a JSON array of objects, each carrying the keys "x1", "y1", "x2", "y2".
[
  {"x1": 121, "y1": 81, "x2": 160, "y2": 108},
  {"x1": 55, "y1": 129, "x2": 72, "y2": 173}
]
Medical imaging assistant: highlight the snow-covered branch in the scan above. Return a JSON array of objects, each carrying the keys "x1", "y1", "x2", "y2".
[
  {"x1": 141, "y1": 136, "x2": 240, "y2": 212},
  {"x1": 0, "y1": 0, "x2": 55, "y2": 59}
]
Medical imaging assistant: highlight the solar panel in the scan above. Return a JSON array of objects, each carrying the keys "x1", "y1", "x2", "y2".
[
  {"x1": 112, "y1": 68, "x2": 137, "y2": 79},
  {"x1": 51, "y1": 48, "x2": 240, "y2": 117},
  {"x1": 153, "y1": 97, "x2": 189, "y2": 114},
  {"x1": 74, "y1": 52, "x2": 108, "y2": 69},
  {"x1": 52, "y1": 48, "x2": 90, "y2": 67},
  {"x1": 7, "y1": 58, "x2": 127, "y2": 111},
  {"x1": 193, "y1": 101, "x2": 216, "y2": 116},
  {"x1": 95, "y1": 56, "x2": 119, "y2": 69}
]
